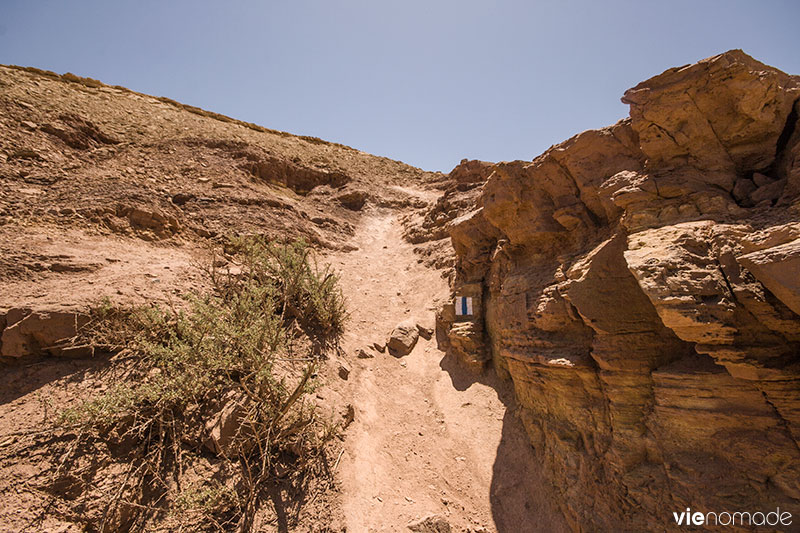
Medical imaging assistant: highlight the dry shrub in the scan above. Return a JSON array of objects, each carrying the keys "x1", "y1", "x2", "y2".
[{"x1": 56, "y1": 238, "x2": 346, "y2": 532}]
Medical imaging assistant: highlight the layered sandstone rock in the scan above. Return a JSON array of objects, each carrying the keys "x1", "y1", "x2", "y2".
[
  {"x1": 1, "y1": 308, "x2": 91, "y2": 357},
  {"x1": 439, "y1": 50, "x2": 800, "y2": 530},
  {"x1": 401, "y1": 159, "x2": 494, "y2": 275}
]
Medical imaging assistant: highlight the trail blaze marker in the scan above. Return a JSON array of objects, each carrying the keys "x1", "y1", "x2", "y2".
[{"x1": 455, "y1": 296, "x2": 473, "y2": 316}]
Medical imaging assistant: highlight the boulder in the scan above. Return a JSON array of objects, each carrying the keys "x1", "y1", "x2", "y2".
[
  {"x1": 356, "y1": 348, "x2": 374, "y2": 359},
  {"x1": 622, "y1": 49, "x2": 798, "y2": 174},
  {"x1": 386, "y1": 322, "x2": 419, "y2": 356},
  {"x1": 335, "y1": 190, "x2": 368, "y2": 211}
]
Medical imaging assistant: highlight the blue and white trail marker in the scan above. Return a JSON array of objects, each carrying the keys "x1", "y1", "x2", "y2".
[{"x1": 455, "y1": 296, "x2": 473, "y2": 316}]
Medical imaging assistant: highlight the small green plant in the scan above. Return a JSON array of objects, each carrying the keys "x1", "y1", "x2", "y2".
[
  {"x1": 57, "y1": 238, "x2": 346, "y2": 532},
  {"x1": 174, "y1": 481, "x2": 241, "y2": 526}
]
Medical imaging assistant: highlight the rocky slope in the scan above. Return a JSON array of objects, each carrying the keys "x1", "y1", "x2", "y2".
[
  {"x1": 437, "y1": 50, "x2": 800, "y2": 530},
  {"x1": 0, "y1": 64, "x2": 437, "y2": 359},
  {"x1": 0, "y1": 65, "x2": 444, "y2": 531}
]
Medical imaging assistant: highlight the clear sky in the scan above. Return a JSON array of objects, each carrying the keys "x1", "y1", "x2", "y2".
[{"x1": 1, "y1": 1, "x2": 799, "y2": 172}]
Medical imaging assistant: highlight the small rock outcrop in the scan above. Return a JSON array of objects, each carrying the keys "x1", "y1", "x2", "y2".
[
  {"x1": 335, "y1": 189, "x2": 369, "y2": 211},
  {"x1": 439, "y1": 50, "x2": 800, "y2": 530},
  {"x1": 1, "y1": 308, "x2": 90, "y2": 357},
  {"x1": 401, "y1": 159, "x2": 494, "y2": 275}
]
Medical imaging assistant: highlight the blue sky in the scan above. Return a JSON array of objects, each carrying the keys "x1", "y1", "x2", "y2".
[{"x1": 1, "y1": 1, "x2": 799, "y2": 171}]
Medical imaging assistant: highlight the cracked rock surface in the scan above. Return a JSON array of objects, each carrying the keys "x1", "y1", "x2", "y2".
[{"x1": 436, "y1": 50, "x2": 800, "y2": 530}]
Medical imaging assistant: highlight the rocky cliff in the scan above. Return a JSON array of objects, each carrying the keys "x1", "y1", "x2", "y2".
[{"x1": 438, "y1": 50, "x2": 800, "y2": 530}]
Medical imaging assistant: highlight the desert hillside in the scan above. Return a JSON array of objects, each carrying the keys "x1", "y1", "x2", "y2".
[
  {"x1": 1, "y1": 50, "x2": 799, "y2": 532},
  {"x1": 0, "y1": 64, "x2": 437, "y2": 324}
]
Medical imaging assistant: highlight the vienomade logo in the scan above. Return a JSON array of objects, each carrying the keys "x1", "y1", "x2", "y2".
[{"x1": 672, "y1": 507, "x2": 792, "y2": 527}]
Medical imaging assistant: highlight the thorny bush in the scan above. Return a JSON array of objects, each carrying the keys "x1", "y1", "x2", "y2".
[{"x1": 56, "y1": 238, "x2": 347, "y2": 532}]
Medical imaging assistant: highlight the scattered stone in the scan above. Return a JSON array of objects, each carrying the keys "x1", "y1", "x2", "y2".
[
  {"x1": 122, "y1": 205, "x2": 181, "y2": 238},
  {"x1": 171, "y1": 192, "x2": 194, "y2": 205},
  {"x1": 194, "y1": 226, "x2": 215, "y2": 238},
  {"x1": 342, "y1": 404, "x2": 355, "y2": 428},
  {"x1": 20, "y1": 121, "x2": 38, "y2": 130},
  {"x1": 416, "y1": 323, "x2": 434, "y2": 340},
  {"x1": 42, "y1": 113, "x2": 119, "y2": 149},
  {"x1": 311, "y1": 215, "x2": 335, "y2": 226},
  {"x1": 9, "y1": 149, "x2": 41, "y2": 160},
  {"x1": 387, "y1": 321, "x2": 419, "y2": 356},
  {"x1": 407, "y1": 514, "x2": 451, "y2": 533},
  {"x1": 49, "y1": 261, "x2": 100, "y2": 273},
  {"x1": 338, "y1": 362, "x2": 351, "y2": 380},
  {"x1": 356, "y1": 348, "x2": 374, "y2": 359},
  {"x1": 372, "y1": 342, "x2": 386, "y2": 353}
]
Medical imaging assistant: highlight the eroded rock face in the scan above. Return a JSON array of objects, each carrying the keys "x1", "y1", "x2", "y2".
[
  {"x1": 401, "y1": 159, "x2": 495, "y2": 276},
  {"x1": 440, "y1": 50, "x2": 800, "y2": 530}
]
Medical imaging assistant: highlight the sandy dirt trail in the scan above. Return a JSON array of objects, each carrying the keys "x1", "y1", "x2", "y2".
[{"x1": 326, "y1": 198, "x2": 566, "y2": 532}]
